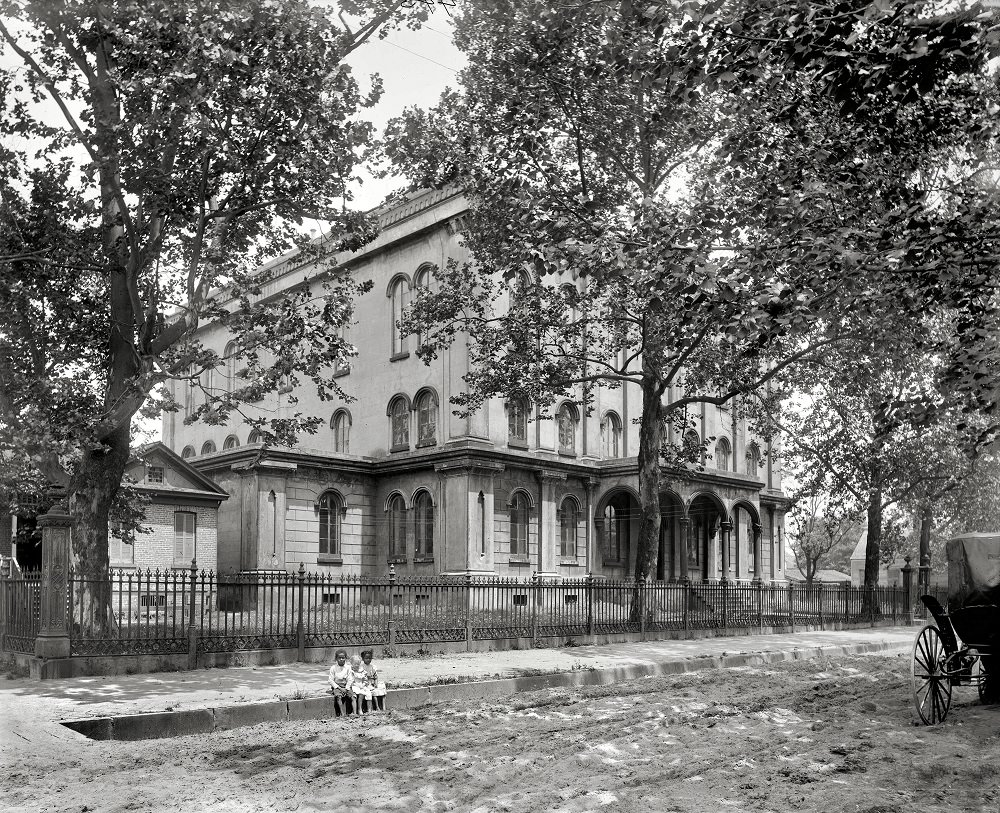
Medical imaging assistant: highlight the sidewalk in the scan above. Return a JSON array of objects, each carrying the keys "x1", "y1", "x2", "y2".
[{"x1": 0, "y1": 627, "x2": 916, "y2": 753}]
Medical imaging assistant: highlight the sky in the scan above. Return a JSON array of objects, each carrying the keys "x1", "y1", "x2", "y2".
[{"x1": 343, "y1": 10, "x2": 465, "y2": 210}]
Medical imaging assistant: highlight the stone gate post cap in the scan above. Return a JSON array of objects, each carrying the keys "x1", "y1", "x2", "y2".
[{"x1": 36, "y1": 506, "x2": 73, "y2": 526}]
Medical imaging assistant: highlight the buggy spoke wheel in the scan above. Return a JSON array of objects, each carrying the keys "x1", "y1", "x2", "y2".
[{"x1": 912, "y1": 625, "x2": 952, "y2": 725}]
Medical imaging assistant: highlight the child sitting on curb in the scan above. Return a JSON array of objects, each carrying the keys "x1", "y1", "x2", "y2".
[
  {"x1": 361, "y1": 648, "x2": 386, "y2": 712},
  {"x1": 328, "y1": 649, "x2": 351, "y2": 716},
  {"x1": 348, "y1": 654, "x2": 371, "y2": 716}
]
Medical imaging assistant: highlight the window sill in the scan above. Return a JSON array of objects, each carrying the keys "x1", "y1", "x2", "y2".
[
  {"x1": 558, "y1": 450, "x2": 577, "y2": 459},
  {"x1": 333, "y1": 367, "x2": 350, "y2": 379},
  {"x1": 387, "y1": 555, "x2": 407, "y2": 564},
  {"x1": 172, "y1": 563, "x2": 195, "y2": 571},
  {"x1": 413, "y1": 556, "x2": 434, "y2": 564},
  {"x1": 415, "y1": 439, "x2": 437, "y2": 449},
  {"x1": 111, "y1": 563, "x2": 136, "y2": 570},
  {"x1": 560, "y1": 560, "x2": 582, "y2": 566},
  {"x1": 508, "y1": 556, "x2": 530, "y2": 565},
  {"x1": 602, "y1": 559, "x2": 625, "y2": 567},
  {"x1": 317, "y1": 555, "x2": 343, "y2": 565},
  {"x1": 390, "y1": 445, "x2": 410, "y2": 454},
  {"x1": 507, "y1": 439, "x2": 528, "y2": 450},
  {"x1": 389, "y1": 351, "x2": 410, "y2": 362}
]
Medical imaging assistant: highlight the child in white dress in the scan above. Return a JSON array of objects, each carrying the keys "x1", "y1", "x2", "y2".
[
  {"x1": 348, "y1": 654, "x2": 371, "y2": 715},
  {"x1": 361, "y1": 648, "x2": 387, "y2": 711}
]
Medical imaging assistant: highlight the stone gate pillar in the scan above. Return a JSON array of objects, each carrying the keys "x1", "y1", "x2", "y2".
[{"x1": 35, "y1": 506, "x2": 72, "y2": 658}]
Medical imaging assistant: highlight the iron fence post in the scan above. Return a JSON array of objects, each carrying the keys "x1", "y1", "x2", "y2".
[
  {"x1": 465, "y1": 573, "x2": 473, "y2": 651},
  {"x1": 869, "y1": 586, "x2": 876, "y2": 627},
  {"x1": 818, "y1": 584, "x2": 824, "y2": 629},
  {"x1": 844, "y1": 582, "x2": 850, "y2": 623},
  {"x1": 757, "y1": 580, "x2": 764, "y2": 630},
  {"x1": 187, "y1": 559, "x2": 199, "y2": 670},
  {"x1": 531, "y1": 571, "x2": 538, "y2": 645},
  {"x1": 585, "y1": 572, "x2": 594, "y2": 638},
  {"x1": 296, "y1": 562, "x2": 305, "y2": 661},
  {"x1": 787, "y1": 582, "x2": 794, "y2": 631},
  {"x1": 639, "y1": 579, "x2": 647, "y2": 641},
  {"x1": 901, "y1": 556, "x2": 914, "y2": 624},
  {"x1": 387, "y1": 564, "x2": 397, "y2": 650},
  {"x1": 720, "y1": 579, "x2": 728, "y2": 631},
  {"x1": 683, "y1": 581, "x2": 690, "y2": 633}
]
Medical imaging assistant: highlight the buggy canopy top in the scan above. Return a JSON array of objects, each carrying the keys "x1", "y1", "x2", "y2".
[{"x1": 947, "y1": 533, "x2": 1000, "y2": 649}]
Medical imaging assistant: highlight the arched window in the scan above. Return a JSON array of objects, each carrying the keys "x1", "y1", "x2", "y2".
[
  {"x1": 388, "y1": 494, "x2": 406, "y2": 558},
  {"x1": 715, "y1": 436, "x2": 731, "y2": 471},
  {"x1": 201, "y1": 440, "x2": 216, "y2": 455},
  {"x1": 389, "y1": 396, "x2": 410, "y2": 451},
  {"x1": 507, "y1": 395, "x2": 528, "y2": 446},
  {"x1": 223, "y1": 435, "x2": 240, "y2": 450},
  {"x1": 510, "y1": 492, "x2": 529, "y2": 556},
  {"x1": 683, "y1": 429, "x2": 702, "y2": 464},
  {"x1": 318, "y1": 491, "x2": 343, "y2": 557},
  {"x1": 414, "y1": 491, "x2": 434, "y2": 556},
  {"x1": 415, "y1": 390, "x2": 438, "y2": 446},
  {"x1": 389, "y1": 276, "x2": 407, "y2": 357},
  {"x1": 602, "y1": 411, "x2": 622, "y2": 458},
  {"x1": 559, "y1": 498, "x2": 579, "y2": 559},
  {"x1": 604, "y1": 494, "x2": 631, "y2": 563},
  {"x1": 248, "y1": 428, "x2": 262, "y2": 444},
  {"x1": 332, "y1": 410, "x2": 351, "y2": 454},
  {"x1": 181, "y1": 445, "x2": 195, "y2": 460},
  {"x1": 224, "y1": 341, "x2": 238, "y2": 390},
  {"x1": 558, "y1": 403, "x2": 578, "y2": 455},
  {"x1": 746, "y1": 442, "x2": 761, "y2": 477}
]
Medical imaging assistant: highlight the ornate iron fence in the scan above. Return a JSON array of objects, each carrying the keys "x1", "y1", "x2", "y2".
[{"x1": 36, "y1": 568, "x2": 916, "y2": 659}]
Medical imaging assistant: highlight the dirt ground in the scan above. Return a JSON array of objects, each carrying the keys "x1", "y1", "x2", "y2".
[{"x1": 3, "y1": 653, "x2": 997, "y2": 813}]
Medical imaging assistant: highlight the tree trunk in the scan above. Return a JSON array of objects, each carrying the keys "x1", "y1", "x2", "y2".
[
  {"x1": 634, "y1": 374, "x2": 664, "y2": 581},
  {"x1": 630, "y1": 373, "x2": 664, "y2": 623},
  {"x1": 67, "y1": 424, "x2": 130, "y2": 636},
  {"x1": 918, "y1": 503, "x2": 932, "y2": 597},
  {"x1": 862, "y1": 487, "x2": 883, "y2": 617}
]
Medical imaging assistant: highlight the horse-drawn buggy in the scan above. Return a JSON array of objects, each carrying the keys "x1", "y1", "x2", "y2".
[{"x1": 912, "y1": 532, "x2": 1000, "y2": 724}]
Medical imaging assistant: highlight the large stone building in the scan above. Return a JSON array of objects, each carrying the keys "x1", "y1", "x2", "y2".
[{"x1": 165, "y1": 189, "x2": 790, "y2": 582}]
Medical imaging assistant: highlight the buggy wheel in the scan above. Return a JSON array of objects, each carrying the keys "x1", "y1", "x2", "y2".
[
  {"x1": 976, "y1": 656, "x2": 999, "y2": 705},
  {"x1": 912, "y1": 625, "x2": 952, "y2": 725}
]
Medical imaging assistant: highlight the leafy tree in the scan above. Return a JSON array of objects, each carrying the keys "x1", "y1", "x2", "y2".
[
  {"x1": 787, "y1": 493, "x2": 861, "y2": 586},
  {"x1": 0, "y1": 0, "x2": 433, "y2": 626},
  {"x1": 385, "y1": 0, "x2": 998, "y2": 585}
]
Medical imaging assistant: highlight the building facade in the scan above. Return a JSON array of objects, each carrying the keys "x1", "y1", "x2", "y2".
[{"x1": 165, "y1": 189, "x2": 790, "y2": 581}]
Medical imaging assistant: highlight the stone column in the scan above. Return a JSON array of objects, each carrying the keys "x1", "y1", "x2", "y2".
[
  {"x1": 584, "y1": 478, "x2": 598, "y2": 574},
  {"x1": 752, "y1": 522, "x2": 764, "y2": 583},
  {"x1": 706, "y1": 520, "x2": 720, "y2": 581},
  {"x1": 35, "y1": 507, "x2": 73, "y2": 659},
  {"x1": 678, "y1": 517, "x2": 690, "y2": 582},
  {"x1": 720, "y1": 520, "x2": 733, "y2": 583},
  {"x1": 536, "y1": 469, "x2": 567, "y2": 578}
]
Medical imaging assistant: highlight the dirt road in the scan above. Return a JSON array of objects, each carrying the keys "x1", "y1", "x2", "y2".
[{"x1": 3, "y1": 653, "x2": 997, "y2": 813}]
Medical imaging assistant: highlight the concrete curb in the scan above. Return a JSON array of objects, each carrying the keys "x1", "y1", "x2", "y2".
[{"x1": 60, "y1": 639, "x2": 908, "y2": 741}]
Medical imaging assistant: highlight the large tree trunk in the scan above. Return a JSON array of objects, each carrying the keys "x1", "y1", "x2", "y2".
[
  {"x1": 67, "y1": 424, "x2": 130, "y2": 636},
  {"x1": 634, "y1": 373, "x2": 664, "y2": 581},
  {"x1": 862, "y1": 486, "x2": 883, "y2": 617},
  {"x1": 918, "y1": 503, "x2": 932, "y2": 597}
]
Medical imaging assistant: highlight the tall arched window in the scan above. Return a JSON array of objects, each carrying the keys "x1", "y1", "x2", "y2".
[
  {"x1": 332, "y1": 410, "x2": 351, "y2": 454},
  {"x1": 602, "y1": 411, "x2": 622, "y2": 458},
  {"x1": 223, "y1": 435, "x2": 240, "y2": 450},
  {"x1": 746, "y1": 442, "x2": 761, "y2": 477},
  {"x1": 683, "y1": 429, "x2": 702, "y2": 464},
  {"x1": 414, "y1": 491, "x2": 434, "y2": 556},
  {"x1": 389, "y1": 276, "x2": 407, "y2": 357},
  {"x1": 715, "y1": 436, "x2": 731, "y2": 471},
  {"x1": 560, "y1": 498, "x2": 579, "y2": 559},
  {"x1": 388, "y1": 494, "x2": 406, "y2": 558},
  {"x1": 181, "y1": 445, "x2": 195, "y2": 459},
  {"x1": 415, "y1": 390, "x2": 438, "y2": 446},
  {"x1": 318, "y1": 491, "x2": 343, "y2": 557},
  {"x1": 558, "y1": 403, "x2": 578, "y2": 455},
  {"x1": 389, "y1": 396, "x2": 409, "y2": 451},
  {"x1": 604, "y1": 494, "x2": 631, "y2": 563},
  {"x1": 509, "y1": 492, "x2": 529, "y2": 556},
  {"x1": 201, "y1": 440, "x2": 216, "y2": 455},
  {"x1": 507, "y1": 395, "x2": 528, "y2": 446},
  {"x1": 224, "y1": 341, "x2": 238, "y2": 390}
]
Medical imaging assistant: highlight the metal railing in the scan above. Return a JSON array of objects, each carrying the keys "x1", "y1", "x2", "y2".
[
  {"x1": 24, "y1": 567, "x2": 918, "y2": 659},
  {"x1": 0, "y1": 570, "x2": 42, "y2": 654}
]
